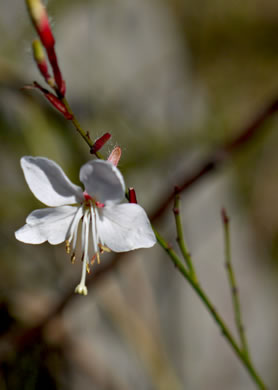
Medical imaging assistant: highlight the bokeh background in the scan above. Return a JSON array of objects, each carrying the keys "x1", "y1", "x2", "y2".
[{"x1": 1, "y1": 0, "x2": 278, "y2": 389}]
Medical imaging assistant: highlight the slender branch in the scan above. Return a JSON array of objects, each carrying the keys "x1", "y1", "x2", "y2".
[
  {"x1": 221, "y1": 208, "x2": 250, "y2": 360},
  {"x1": 173, "y1": 190, "x2": 197, "y2": 282},
  {"x1": 154, "y1": 228, "x2": 267, "y2": 390},
  {"x1": 61, "y1": 97, "x2": 103, "y2": 159},
  {"x1": 151, "y1": 97, "x2": 278, "y2": 222}
]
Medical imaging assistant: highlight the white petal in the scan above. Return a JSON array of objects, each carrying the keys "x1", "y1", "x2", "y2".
[
  {"x1": 79, "y1": 160, "x2": 125, "y2": 205},
  {"x1": 98, "y1": 204, "x2": 156, "y2": 252},
  {"x1": 15, "y1": 206, "x2": 78, "y2": 245},
  {"x1": 21, "y1": 156, "x2": 83, "y2": 207}
]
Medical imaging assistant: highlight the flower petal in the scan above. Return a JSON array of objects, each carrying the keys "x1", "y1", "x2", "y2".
[
  {"x1": 79, "y1": 160, "x2": 125, "y2": 205},
  {"x1": 15, "y1": 206, "x2": 78, "y2": 245},
  {"x1": 98, "y1": 204, "x2": 156, "y2": 252},
  {"x1": 21, "y1": 156, "x2": 83, "y2": 207}
]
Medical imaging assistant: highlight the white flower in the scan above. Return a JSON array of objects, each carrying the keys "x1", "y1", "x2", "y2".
[{"x1": 15, "y1": 156, "x2": 156, "y2": 295}]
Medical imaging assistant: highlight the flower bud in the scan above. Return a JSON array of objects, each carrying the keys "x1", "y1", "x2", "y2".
[
  {"x1": 33, "y1": 82, "x2": 73, "y2": 120},
  {"x1": 90, "y1": 133, "x2": 111, "y2": 154},
  {"x1": 26, "y1": 0, "x2": 66, "y2": 97},
  {"x1": 26, "y1": 0, "x2": 55, "y2": 50},
  {"x1": 46, "y1": 47, "x2": 66, "y2": 97},
  {"x1": 107, "y1": 146, "x2": 122, "y2": 167},
  {"x1": 128, "y1": 187, "x2": 137, "y2": 204},
  {"x1": 32, "y1": 39, "x2": 54, "y2": 85}
]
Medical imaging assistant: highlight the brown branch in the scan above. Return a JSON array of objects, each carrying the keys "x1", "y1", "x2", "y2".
[
  {"x1": 151, "y1": 97, "x2": 278, "y2": 222},
  {"x1": 0, "y1": 252, "x2": 129, "y2": 358}
]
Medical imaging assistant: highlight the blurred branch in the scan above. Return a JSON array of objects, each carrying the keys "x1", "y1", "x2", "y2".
[
  {"x1": 151, "y1": 97, "x2": 278, "y2": 222},
  {"x1": 173, "y1": 191, "x2": 197, "y2": 282},
  {"x1": 221, "y1": 208, "x2": 250, "y2": 360},
  {"x1": 154, "y1": 227, "x2": 267, "y2": 390},
  {"x1": 0, "y1": 252, "x2": 129, "y2": 359}
]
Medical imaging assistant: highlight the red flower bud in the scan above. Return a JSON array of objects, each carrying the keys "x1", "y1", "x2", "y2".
[
  {"x1": 107, "y1": 146, "x2": 121, "y2": 167},
  {"x1": 33, "y1": 82, "x2": 72, "y2": 120},
  {"x1": 26, "y1": 0, "x2": 66, "y2": 97},
  {"x1": 46, "y1": 47, "x2": 66, "y2": 97},
  {"x1": 128, "y1": 188, "x2": 137, "y2": 204},
  {"x1": 26, "y1": 0, "x2": 55, "y2": 50},
  {"x1": 90, "y1": 133, "x2": 111, "y2": 154},
  {"x1": 32, "y1": 39, "x2": 54, "y2": 85}
]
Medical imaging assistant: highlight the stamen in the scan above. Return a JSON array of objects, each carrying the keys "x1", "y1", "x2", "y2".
[
  {"x1": 83, "y1": 210, "x2": 90, "y2": 265},
  {"x1": 96, "y1": 252, "x2": 100, "y2": 264},
  {"x1": 94, "y1": 208, "x2": 104, "y2": 246},
  {"x1": 90, "y1": 254, "x2": 96, "y2": 265},
  {"x1": 75, "y1": 209, "x2": 90, "y2": 296},
  {"x1": 65, "y1": 240, "x2": 71, "y2": 254},
  {"x1": 67, "y1": 206, "x2": 83, "y2": 255},
  {"x1": 90, "y1": 206, "x2": 98, "y2": 253},
  {"x1": 71, "y1": 254, "x2": 76, "y2": 264},
  {"x1": 99, "y1": 244, "x2": 111, "y2": 253}
]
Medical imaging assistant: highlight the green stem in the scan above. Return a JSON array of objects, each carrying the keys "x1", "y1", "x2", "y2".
[
  {"x1": 154, "y1": 227, "x2": 267, "y2": 390},
  {"x1": 173, "y1": 193, "x2": 198, "y2": 283},
  {"x1": 222, "y1": 209, "x2": 250, "y2": 360},
  {"x1": 62, "y1": 97, "x2": 103, "y2": 159}
]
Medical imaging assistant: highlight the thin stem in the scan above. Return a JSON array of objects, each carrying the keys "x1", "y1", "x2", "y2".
[
  {"x1": 61, "y1": 97, "x2": 103, "y2": 159},
  {"x1": 173, "y1": 191, "x2": 198, "y2": 283},
  {"x1": 221, "y1": 209, "x2": 250, "y2": 360},
  {"x1": 154, "y1": 227, "x2": 267, "y2": 390}
]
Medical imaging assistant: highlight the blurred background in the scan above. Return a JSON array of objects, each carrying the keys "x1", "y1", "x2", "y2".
[{"x1": 1, "y1": 0, "x2": 278, "y2": 389}]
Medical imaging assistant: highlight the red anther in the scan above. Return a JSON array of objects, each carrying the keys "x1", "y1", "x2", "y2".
[
  {"x1": 90, "y1": 133, "x2": 111, "y2": 154},
  {"x1": 95, "y1": 201, "x2": 105, "y2": 208},
  {"x1": 33, "y1": 82, "x2": 72, "y2": 119},
  {"x1": 129, "y1": 187, "x2": 137, "y2": 204},
  {"x1": 107, "y1": 146, "x2": 121, "y2": 167}
]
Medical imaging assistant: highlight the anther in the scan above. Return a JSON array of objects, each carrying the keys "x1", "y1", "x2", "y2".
[
  {"x1": 86, "y1": 263, "x2": 90, "y2": 274},
  {"x1": 65, "y1": 240, "x2": 71, "y2": 254},
  {"x1": 96, "y1": 252, "x2": 100, "y2": 264},
  {"x1": 71, "y1": 254, "x2": 76, "y2": 264},
  {"x1": 99, "y1": 244, "x2": 111, "y2": 253},
  {"x1": 90, "y1": 254, "x2": 96, "y2": 265}
]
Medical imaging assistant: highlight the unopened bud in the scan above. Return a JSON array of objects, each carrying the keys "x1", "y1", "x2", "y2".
[
  {"x1": 33, "y1": 82, "x2": 72, "y2": 119},
  {"x1": 26, "y1": 0, "x2": 66, "y2": 97},
  {"x1": 32, "y1": 39, "x2": 54, "y2": 85},
  {"x1": 129, "y1": 187, "x2": 137, "y2": 204},
  {"x1": 26, "y1": 0, "x2": 55, "y2": 50},
  {"x1": 47, "y1": 47, "x2": 66, "y2": 97},
  {"x1": 90, "y1": 133, "x2": 111, "y2": 154},
  {"x1": 107, "y1": 146, "x2": 122, "y2": 167}
]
